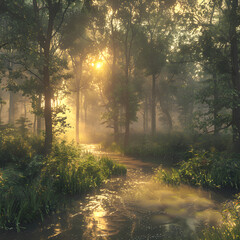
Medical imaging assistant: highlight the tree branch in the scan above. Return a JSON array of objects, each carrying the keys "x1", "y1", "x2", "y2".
[
  {"x1": 4, "y1": 58, "x2": 43, "y2": 84},
  {"x1": 206, "y1": 121, "x2": 232, "y2": 134},
  {"x1": 0, "y1": 42, "x2": 8, "y2": 49},
  {"x1": 51, "y1": 1, "x2": 72, "y2": 39}
]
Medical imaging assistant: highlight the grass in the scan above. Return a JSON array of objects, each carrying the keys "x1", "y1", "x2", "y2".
[
  {"x1": 0, "y1": 130, "x2": 127, "y2": 231},
  {"x1": 154, "y1": 150, "x2": 240, "y2": 190},
  {"x1": 200, "y1": 194, "x2": 240, "y2": 240}
]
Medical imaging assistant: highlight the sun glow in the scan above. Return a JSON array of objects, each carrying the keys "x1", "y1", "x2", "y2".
[
  {"x1": 96, "y1": 62, "x2": 103, "y2": 69},
  {"x1": 91, "y1": 61, "x2": 103, "y2": 70}
]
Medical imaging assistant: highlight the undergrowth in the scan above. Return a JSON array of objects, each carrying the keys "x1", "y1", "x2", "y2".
[
  {"x1": 0, "y1": 129, "x2": 126, "y2": 231},
  {"x1": 154, "y1": 150, "x2": 240, "y2": 190},
  {"x1": 123, "y1": 132, "x2": 232, "y2": 165}
]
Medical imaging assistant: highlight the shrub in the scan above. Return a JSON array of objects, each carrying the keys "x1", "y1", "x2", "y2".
[
  {"x1": 28, "y1": 136, "x2": 45, "y2": 155},
  {"x1": 0, "y1": 127, "x2": 45, "y2": 169},
  {"x1": 124, "y1": 132, "x2": 232, "y2": 166},
  {"x1": 0, "y1": 136, "x2": 32, "y2": 168},
  {"x1": 125, "y1": 133, "x2": 190, "y2": 165},
  {"x1": 155, "y1": 150, "x2": 240, "y2": 190}
]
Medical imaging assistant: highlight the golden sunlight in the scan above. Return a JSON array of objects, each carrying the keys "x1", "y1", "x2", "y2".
[
  {"x1": 91, "y1": 61, "x2": 103, "y2": 70},
  {"x1": 96, "y1": 62, "x2": 103, "y2": 69}
]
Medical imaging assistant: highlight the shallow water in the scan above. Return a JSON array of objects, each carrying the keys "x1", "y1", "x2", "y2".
[{"x1": 0, "y1": 144, "x2": 225, "y2": 240}]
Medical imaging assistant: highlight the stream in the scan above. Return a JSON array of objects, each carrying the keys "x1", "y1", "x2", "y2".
[{"x1": 0, "y1": 144, "x2": 226, "y2": 240}]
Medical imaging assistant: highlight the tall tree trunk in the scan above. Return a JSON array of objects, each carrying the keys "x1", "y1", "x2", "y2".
[
  {"x1": 34, "y1": 114, "x2": 36, "y2": 133},
  {"x1": 143, "y1": 96, "x2": 149, "y2": 133},
  {"x1": 151, "y1": 74, "x2": 156, "y2": 136},
  {"x1": 159, "y1": 93, "x2": 173, "y2": 132},
  {"x1": 43, "y1": 42, "x2": 52, "y2": 154},
  {"x1": 229, "y1": 0, "x2": 240, "y2": 152},
  {"x1": 146, "y1": 96, "x2": 149, "y2": 132},
  {"x1": 84, "y1": 96, "x2": 87, "y2": 130},
  {"x1": 37, "y1": 94, "x2": 42, "y2": 135},
  {"x1": 124, "y1": 61, "x2": 130, "y2": 149},
  {"x1": 80, "y1": 92, "x2": 83, "y2": 121},
  {"x1": 33, "y1": 0, "x2": 58, "y2": 154},
  {"x1": 111, "y1": 16, "x2": 119, "y2": 143},
  {"x1": 112, "y1": 49, "x2": 119, "y2": 143},
  {"x1": 0, "y1": 103, "x2": 2, "y2": 124},
  {"x1": 213, "y1": 73, "x2": 219, "y2": 135},
  {"x1": 23, "y1": 101, "x2": 27, "y2": 118},
  {"x1": 76, "y1": 90, "x2": 80, "y2": 143},
  {"x1": 124, "y1": 100, "x2": 130, "y2": 148},
  {"x1": 119, "y1": 106, "x2": 124, "y2": 135},
  {"x1": 9, "y1": 91, "x2": 15, "y2": 124},
  {"x1": 43, "y1": 64, "x2": 52, "y2": 154},
  {"x1": 143, "y1": 104, "x2": 146, "y2": 133},
  {"x1": 76, "y1": 58, "x2": 83, "y2": 144},
  {"x1": 112, "y1": 77, "x2": 119, "y2": 143},
  {"x1": 123, "y1": 15, "x2": 134, "y2": 149},
  {"x1": 188, "y1": 99, "x2": 194, "y2": 133},
  {"x1": 113, "y1": 113, "x2": 119, "y2": 142}
]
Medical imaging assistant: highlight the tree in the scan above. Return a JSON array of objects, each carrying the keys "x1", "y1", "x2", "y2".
[
  {"x1": 3, "y1": 0, "x2": 78, "y2": 154},
  {"x1": 227, "y1": 0, "x2": 240, "y2": 152},
  {"x1": 187, "y1": 0, "x2": 240, "y2": 150},
  {"x1": 135, "y1": 0, "x2": 175, "y2": 135},
  {"x1": 117, "y1": 0, "x2": 141, "y2": 148},
  {"x1": 62, "y1": 7, "x2": 92, "y2": 143}
]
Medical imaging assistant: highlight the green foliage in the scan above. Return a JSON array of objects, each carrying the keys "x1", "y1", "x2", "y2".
[
  {"x1": 0, "y1": 170, "x2": 57, "y2": 231},
  {"x1": 0, "y1": 136, "x2": 127, "y2": 231},
  {"x1": 48, "y1": 155, "x2": 103, "y2": 195},
  {"x1": 50, "y1": 140, "x2": 81, "y2": 165},
  {"x1": 155, "y1": 150, "x2": 240, "y2": 190},
  {"x1": 50, "y1": 156, "x2": 126, "y2": 196},
  {"x1": 124, "y1": 133, "x2": 232, "y2": 166},
  {"x1": 200, "y1": 194, "x2": 240, "y2": 240},
  {"x1": 52, "y1": 105, "x2": 71, "y2": 136},
  {"x1": 15, "y1": 117, "x2": 32, "y2": 137},
  {"x1": 124, "y1": 133, "x2": 192, "y2": 165},
  {"x1": 194, "y1": 134, "x2": 232, "y2": 152},
  {"x1": 193, "y1": 74, "x2": 232, "y2": 135},
  {"x1": 27, "y1": 135, "x2": 45, "y2": 155},
  {"x1": 0, "y1": 127, "x2": 46, "y2": 169},
  {"x1": 99, "y1": 157, "x2": 127, "y2": 178},
  {"x1": 0, "y1": 133, "x2": 32, "y2": 168}
]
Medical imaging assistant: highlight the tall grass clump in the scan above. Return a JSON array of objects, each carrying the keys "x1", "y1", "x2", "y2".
[
  {"x1": 99, "y1": 157, "x2": 127, "y2": 178},
  {"x1": 0, "y1": 168, "x2": 58, "y2": 231},
  {"x1": 0, "y1": 132, "x2": 127, "y2": 231}
]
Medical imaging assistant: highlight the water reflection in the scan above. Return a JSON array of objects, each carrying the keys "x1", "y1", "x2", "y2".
[{"x1": 66, "y1": 168, "x2": 222, "y2": 240}]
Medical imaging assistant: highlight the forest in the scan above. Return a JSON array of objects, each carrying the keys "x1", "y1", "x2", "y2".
[{"x1": 1, "y1": 0, "x2": 240, "y2": 239}]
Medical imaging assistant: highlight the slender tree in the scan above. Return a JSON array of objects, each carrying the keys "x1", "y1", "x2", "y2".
[{"x1": 3, "y1": 0, "x2": 78, "y2": 153}]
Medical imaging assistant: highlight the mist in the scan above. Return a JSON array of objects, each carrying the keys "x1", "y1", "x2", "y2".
[{"x1": 1, "y1": 0, "x2": 240, "y2": 239}]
